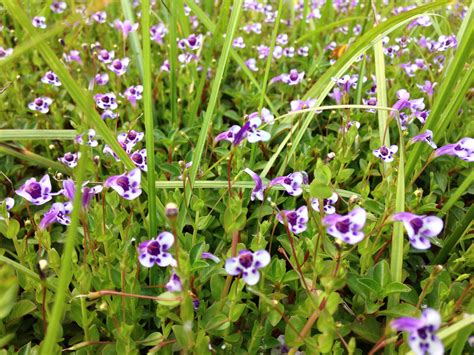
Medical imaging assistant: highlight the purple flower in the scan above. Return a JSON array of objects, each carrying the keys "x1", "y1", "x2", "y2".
[
  {"x1": 233, "y1": 36, "x2": 245, "y2": 48},
  {"x1": 94, "y1": 73, "x2": 109, "y2": 86},
  {"x1": 101, "y1": 110, "x2": 117, "y2": 120},
  {"x1": 178, "y1": 53, "x2": 198, "y2": 64},
  {"x1": 323, "y1": 207, "x2": 367, "y2": 244},
  {"x1": 39, "y1": 202, "x2": 72, "y2": 230},
  {"x1": 28, "y1": 97, "x2": 53, "y2": 113},
  {"x1": 256, "y1": 44, "x2": 270, "y2": 59},
  {"x1": 0, "y1": 198, "x2": 15, "y2": 220},
  {"x1": 242, "y1": 23, "x2": 262, "y2": 34},
  {"x1": 277, "y1": 206, "x2": 309, "y2": 234},
  {"x1": 270, "y1": 172, "x2": 305, "y2": 196},
  {"x1": 118, "y1": 130, "x2": 144, "y2": 152},
  {"x1": 0, "y1": 47, "x2": 13, "y2": 60},
  {"x1": 384, "y1": 45, "x2": 400, "y2": 58},
  {"x1": 391, "y1": 308, "x2": 443, "y2": 355},
  {"x1": 41, "y1": 71, "x2": 61, "y2": 86},
  {"x1": 392, "y1": 212, "x2": 443, "y2": 249},
  {"x1": 97, "y1": 49, "x2": 115, "y2": 64},
  {"x1": 166, "y1": 271, "x2": 183, "y2": 292},
  {"x1": 417, "y1": 80, "x2": 436, "y2": 98},
  {"x1": 244, "y1": 168, "x2": 266, "y2": 201},
  {"x1": 215, "y1": 125, "x2": 241, "y2": 144},
  {"x1": 108, "y1": 58, "x2": 130, "y2": 76},
  {"x1": 94, "y1": 93, "x2": 118, "y2": 110},
  {"x1": 138, "y1": 232, "x2": 177, "y2": 268},
  {"x1": 297, "y1": 46, "x2": 309, "y2": 56},
  {"x1": 362, "y1": 97, "x2": 377, "y2": 113},
  {"x1": 63, "y1": 50, "x2": 82, "y2": 64},
  {"x1": 411, "y1": 130, "x2": 437, "y2": 149},
  {"x1": 123, "y1": 85, "x2": 143, "y2": 106},
  {"x1": 75, "y1": 129, "x2": 98, "y2": 147},
  {"x1": 236, "y1": 115, "x2": 271, "y2": 144},
  {"x1": 373, "y1": 145, "x2": 398, "y2": 163},
  {"x1": 435, "y1": 138, "x2": 474, "y2": 162},
  {"x1": 248, "y1": 108, "x2": 274, "y2": 125},
  {"x1": 62, "y1": 179, "x2": 103, "y2": 209},
  {"x1": 329, "y1": 87, "x2": 343, "y2": 104},
  {"x1": 336, "y1": 74, "x2": 361, "y2": 93},
  {"x1": 114, "y1": 19, "x2": 138, "y2": 38},
  {"x1": 225, "y1": 249, "x2": 270, "y2": 285},
  {"x1": 180, "y1": 34, "x2": 203, "y2": 50},
  {"x1": 50, "y1": 1, "x2": 67, "y2": 14},
  {"x1": 130, "y1": 149, "x2": 147, "y2": 171},
  {"x1": 58, "y1": 152, "x2": 81, "y2": 168},
  {"x1": 105, "y1": 168, "x2": 142, "y2": 200},
  {"x1": 276, "y1": 33, "x2": 288, "y2": 45},
  {"x1": 312, "y1": 193, "x2": 338, "y2": 214},
  {"x1": 150, "y1": 23, "x2": 167, "y2": 44},
  {"x1": 92, "y1": 11, "x2": 107, "y2": 23},
  {"x1": 245, "y1": 58, "x2": 258, "y2": 72},
  {"x1": 201, "y1": 252, "x2": 220, "y2": 263},
  {"x1": 290, "y1": 99, "x2": 317, "y2": 112},
  {"x1": 32, "y1": 16, "x2": 47, "y2": 29},
  {"x1": 434, "y1": 34, "x2": 457, "y2": 52},
  {"x1": 16, "y1": 175, "x2": 54, "y2": 205},
  {"x1": 281, "y1": 69, "x2": 305, "y2": 86}
]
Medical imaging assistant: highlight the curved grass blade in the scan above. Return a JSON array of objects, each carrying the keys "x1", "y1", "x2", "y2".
[{"x1": 0, "y1": 130, "x2": 77, "y2": 141}]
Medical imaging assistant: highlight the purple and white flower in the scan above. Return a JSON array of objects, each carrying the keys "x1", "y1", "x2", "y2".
[
  {"x1": 244, "y1": 168, "x2": 266, "y2": 201},
  {"x1": 105, "y1": 168, "x2": 142, "y2": 200},
  {"x1": 225, "y1": 249, "x2": 270, "y2": 285},
  {"x1": 92, "y1": 11, "x2": 107, "y2": 23},
  {"x1": 277, "y1": 206, "x2": 309, "y2": 234},
  {"x1": 248, "y1": 108, "x2": 274, "y2": 125},
  {"x1": 138, "y1": 231, "x2": 177, "y2": 268},
  {"x1": 215, "y1": 125, "x2": 241, "y2": 144},
  {"x1": 97, "y1": 49, "x2": 115, "y2": 64},
  {"x1": 411, "y1": 130, "x2": 437, "y2": 149},
  {"x1": 0, "y1": 47, "x2": 13, "y2": 60},
  {"x1": 114, "y1": 19, "x2": 138, "y2": 38},
  {"x1": 269, "y1": 172, "x2": 305, "y2": 196},
  {"x1": 0, "y1": 198, "x2": 14, "y2": 220},
  {"x1": 94, "y1": 93, "x2": 118, "y2": 110},
  {"x1": 94, "y1": 73, "x2": 109, "y2": 86},
  {"x1": 233, "y1": 36, "x2": 246, "y2": 48},
  {"x1": 150, "y1": 23, "x2": 167, "y2": 44},
  {"x1": 311, "y1": 193, "x2": 338, "y2": 214},
  {"x1": 179, "y1": 34, "x2": 203, "y2": 50},
  {"x1": 392, "y1": 212, "x2": 443, "y2": 250},
  {"x1": 166, "y1": 271, "x2": 183, "y2": 292},
  {"x1": 373, "y1": 145, "x2": 398, "y2": 163},
  {"x1": 101, "y1": 110, "x2": 118, "y2": 120},
  {"x1": 297, "y1": 46, "x2": 309, "y2": 57},
  {"x1": 108, "y1": 58, "x2": 130, "y2": 76},
  {"x1": 276, "y1": 33, "x2": 288, "y2": 45},
  {"x1": 63, "y1": 50, "x2": 82, "y2": 64},
  {"x1": 62, "y1": 179, "x2": 103, "y2": 209},
  {"x1": 16, "y1": 175, "x2": 54, "y2": 205},
  {"x1": 50, "y1": 1, "x2": 67, "y2": 14},
  {"x1": 281, "y1": 69, "x2": 305, "y2": 86},
  {"x1": 391, "y1": 308, "x2": 444, "y2": 355},
  {"x1": 32, "y1": 16, "x2": 47, "y2": 29},
  {"x1": 28, "y1": 97, "x2": 53, "y2": 113},
  {"x1": 435, "y1": 138, "x2": 474, "y2": 162},
  {"x1": 290, "y1": 99, "x2": 317, "y2": 112},
  {"x1": 235, "y1": 115, "x2": 271, "y2": 144},
  {"x1": 130, "y1": 149, "x2": 147, "y2": 171},
  {"x1": 39, "y1": 202, "x2": 72, "y2": 230},
  {"x1": 41, "y1": 71, "x2": 61, "y2": 86},
  {"x1": 75, "y1": 129, "x2": 98, "y2": 147},
  {"x1": 123, "y1": 85, "x2": 143, "y2": 106},
  {"x1": 118, "y1": 130, "x2": 144, "y2": 152},
  {"x1": 58, "y1": 152, "x2": 81, "y2": 168},
  {"x1": 323, "y1": 207, "x2": 367, "y2": 244},
  {"x1": 245, "y1": 58, "x2": 258, "y2": 72},
  {"x1": 201, "y1": 252, "x2": 221, "y2": 263},
  {"x1": 362, "y1": 97, "x2": 378, "y2": 113}
]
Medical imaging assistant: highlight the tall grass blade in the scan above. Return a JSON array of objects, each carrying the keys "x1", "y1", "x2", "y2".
[
  {"x1": 169, "y1": 0, "x2": 179, "y2": 127},
  {"x1": 141, "y1": 0, "x2": 157, "y2": 237},
  {"x1": 373, "y1": 40, "x2": 390, "y2": 148},
  {"x1": 0, "y1": 130, "x2": 77, "y2": 141},
  {"x1": 121, "y1": 0, "x2": 144, "y2": 81}
]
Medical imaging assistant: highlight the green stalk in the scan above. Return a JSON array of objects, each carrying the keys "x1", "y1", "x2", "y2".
[
  {"x1": 373, "y1": 40, "x2": 390, "y2": 148},
  {"x1": 0, "y1": 130, "x2": 77, "y2": 141},
  {"x1": 405, "y1": 2, "x2": 474, "y2": 180},
  {"x1": 141, "y1": 0, "x2": 157, "y2": 237},
  {"x1": 41, "y1": 145, "x2": 88, "y2": 354},
  {"x1": 182, "y1": 0, "x2": 243, "y2": 222},
  {"x1": 121, "y1": 0, "x2": 144, "y2": 81},
  {"x1": 440, "y1": 170, "x2": 474, "y2": 214},
  {"x1": 0, "y1": 255, "x2": 56, "y2": 291},
  {"x1": 169, "y1": 0, "x2": 179, "y2": 127}
]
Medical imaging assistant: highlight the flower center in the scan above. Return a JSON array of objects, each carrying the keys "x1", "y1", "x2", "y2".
[
  {"x1": 115, "y1": 176, "x2": 130, "y2": 191},
  {"x1": 25, "y1": 182, "x2": 42, "y2": 199},
  {"x1": 147, "y1": 241, "x2": 161, "y2": 256},
  {"x1": 35, "y1": 98, "x2": 44, "y2": 106},
  {"x1": 380, "y1": 146, "x2": 389, "y2": 156},
  {"x1": 238, "y1": 253, "x2": 253, "y2": 268},
  {"x1": 286, "y1": 212, "x2": 298, "y2": 226},
  {"x1": 127, "y1": 131, "x2": 137, "y2": 140},
  {"x1": 409, "y1": 218, "x2": 423, "y2": 235},
  {"x1": 132, "y1": 153, "x2": 143, "y2": 164},
  {"x1": 335, "y1": 218, "x2": 351, "y2": 233}
]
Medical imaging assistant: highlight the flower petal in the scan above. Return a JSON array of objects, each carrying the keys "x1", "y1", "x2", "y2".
[
  {"x1": 242, "y1": 268, "x2": 260, "y2": 285},
  {"x1": 253, "y1": 250, "x2": 270, "y2": 269},
  {"x1": 225, "y1": 257, "x2": 242, "y2": 276},
  {"x1": 420, "y1": 216, "x2": 443, "y2": 237},
  {"x1": 157, "y1": 231, "x2": 174, "y2": 250}
]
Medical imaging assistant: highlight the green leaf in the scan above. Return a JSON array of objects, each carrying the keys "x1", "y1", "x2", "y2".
[
  {"x1": 156, "y1": 292, "x2": 181, "y2": 307},
  {"x1": 379, "y1": 303, "x2": 419, "y2": 318},
  {"x1": 383, "y1": 282, "x2": 412, "y2": 297},
  {"x1": 373, "y1": 260, "x2": 391, "y2": 289},
  {"x1": 310, "y1": 182, "x2": 333, "y2": 199},
  {"x1": 357, "y1": 278, "x2": 382, "y2": 297},
  {"x1": 285, "y1": 315, "x2": 306, "y2": 347},
  {"x1": 6, "y1": 299, "x2": 36, "y2": 321},
  {"x1": 0, "y1": 264, "x2": 18, "y2": 319}
]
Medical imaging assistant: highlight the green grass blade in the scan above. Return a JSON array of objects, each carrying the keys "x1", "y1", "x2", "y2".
[
  {"x1": 440, "y1": 169, "x2": 474, "y2": 215},
  {"x1": 405, "y1": 2, "x2": 474, "y2": 180},
  {"x1": 183, "y1": 0, "x2": 243, "y2": 210},
  {"x1": 277, "y1": 2, "x2": 448, "y2": 176},
  {"x1": 0, "y1": 130, "x2": 77, "y2": 141},
  {"x1": 169, "y1": 0, "x2": 179, "y2": 126},
  {"x1": 373, "y1": 40, "x2": 390, "y2": 148},
  {"x1": 295, "y1": 16, "x2": 365, "y2": 43},
  {"x1": 142, "y1": 0, "x2": 157, "y2": 237},
  {"x1": 41, "y1": 145, "x2": 87, "y2": 354},
  {"x1": 121, "y1": 0, "x2": 144, "y2": 81}
]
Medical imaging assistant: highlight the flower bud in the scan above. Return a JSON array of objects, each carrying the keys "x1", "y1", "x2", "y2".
[{"x1": 165, "y1": 202, "x2": 179, "y2": 218}]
